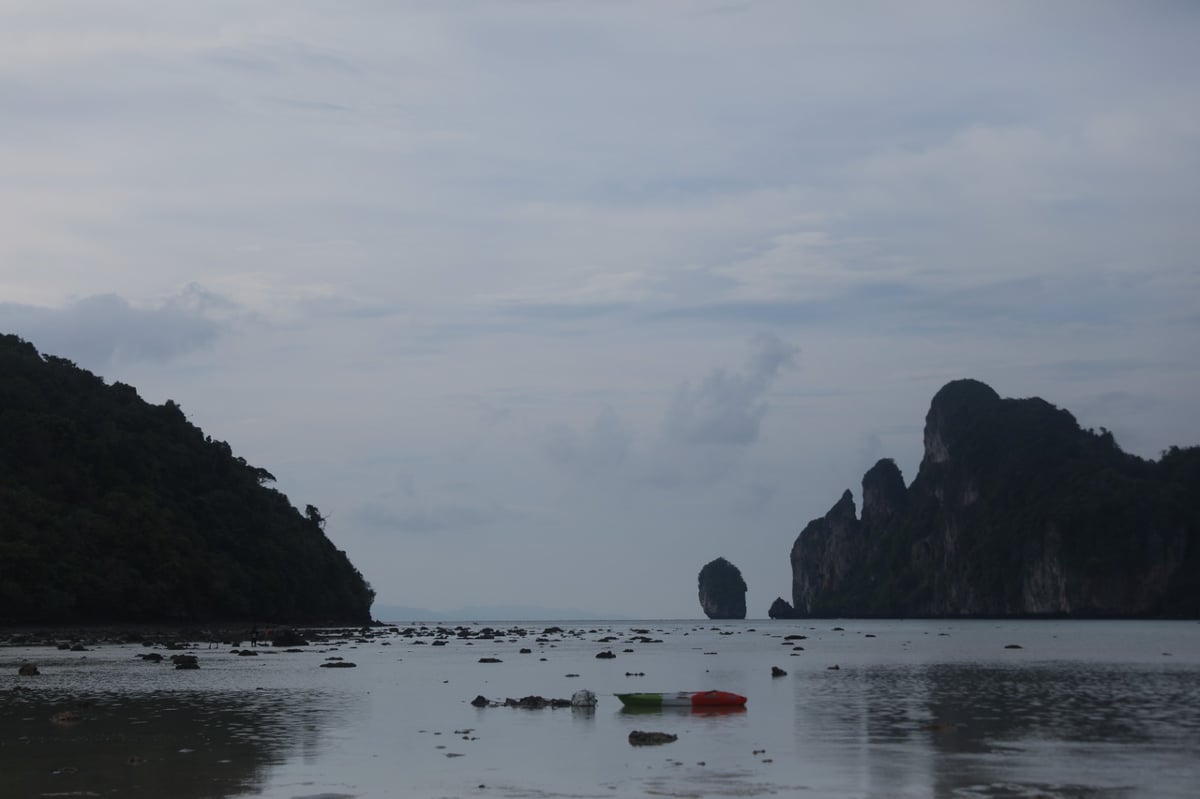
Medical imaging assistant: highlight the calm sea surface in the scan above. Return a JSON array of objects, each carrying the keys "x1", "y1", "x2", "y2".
[{"x1": 3, "y1": 620, "x2": 1199, "y2": 798}]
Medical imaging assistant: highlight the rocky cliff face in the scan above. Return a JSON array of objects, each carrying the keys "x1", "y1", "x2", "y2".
[
  {"x1": 698, "y1": 557, "x2": 747, "y2": 619},
  {"x1": 788, "y1": 379, "x2": 1200, "y2": 618}
]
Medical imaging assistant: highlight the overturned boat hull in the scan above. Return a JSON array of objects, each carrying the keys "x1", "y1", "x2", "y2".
[{"x1": 615, "y1": 691, "x2": 747, "y2": 708}]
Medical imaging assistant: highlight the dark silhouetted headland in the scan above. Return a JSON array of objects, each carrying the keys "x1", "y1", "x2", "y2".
[
  {"x1": 0, "y1": 334, "x2": 374, "y2": 624},
  {"x1": 778, "y1": 379, "x2": 1200, "y2": 618}
]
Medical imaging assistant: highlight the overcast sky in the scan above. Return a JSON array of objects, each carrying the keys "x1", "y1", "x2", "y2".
[{"x1": 2, "y1": 2, "x2": 1198, "y2": 618}]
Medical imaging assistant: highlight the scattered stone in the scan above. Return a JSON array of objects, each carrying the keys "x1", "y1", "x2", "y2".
[
  {"x1": 595, "y1": 650, "x2": 616, "y2": 659},
  {"x1": 50, "y1": 710, "x2": 83, "y2": 725},
  {"x1": 471, "y1": 695, "x2": 489, "y2": 707},
  {"x1": 571, "y1": 690, "x2": 597, "y2": 707},
  {"x1": 138, "y1": 653, "x2": 163, "y2": 663},
  {"x1": 17, "y1": 663, "x2": 39, "y2": 676},
  {"x1": 320, "y1": 661, "x2": 357, "y2": 668},
  {"x1": 171, "y1": 654, "x2": 199, "y2": 670},
  {"x1": 629, "y1": 731, "x2": 677, "y2": 746},
  {"x1": 478, "y1": 657, "x2": 502, "y2": 664},
  {"x1": 519, "y1": 648, "x2": 532, "y2": 654},
  {"x1": 827, "y1": 664, "x2": 840, "y2": 670},
  {"x1": 270, "y1": 628, "x2": 309, "y2": 647},
  {"x1": 1004, "y1": 644, "x2": 1023, "y2": 649},
  {"x1": 771, "y1": 666, "x2": 787, "y2": 677}
]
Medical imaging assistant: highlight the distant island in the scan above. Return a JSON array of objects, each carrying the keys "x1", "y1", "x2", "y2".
[
  {"x1": 698, "y1": 557, "x2": 747, "y2": 619},
  {"x1": 0, "y1": 334, "x2": 375, "y2": 624},
  {"x1": 773, "y1": 379, "x2": 1199, "y2": 619}
]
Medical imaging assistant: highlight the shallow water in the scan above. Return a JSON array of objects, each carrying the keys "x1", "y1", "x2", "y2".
[{"x1": 3, "y1": 620, "x2": 1199, "y2": 798}]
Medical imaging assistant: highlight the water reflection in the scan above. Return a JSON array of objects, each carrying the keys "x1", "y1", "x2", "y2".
[
  {"x1": 619, "y1": 704, "x2": 747, "y2": 717},
  {"x1": 797, "y1": 661, "x2": 1200, "y2": 798},
  {"x1": 0, "y1": 687, "x2": 352, "y2": 798}
]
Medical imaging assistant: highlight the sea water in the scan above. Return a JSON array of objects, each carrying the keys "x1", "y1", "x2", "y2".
[{"x1": 2, "y1": 620, "x2": 1199, "y2": 798}]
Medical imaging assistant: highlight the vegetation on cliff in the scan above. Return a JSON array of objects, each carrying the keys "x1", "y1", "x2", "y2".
[
  {"x1": 0, "y1": 334, "x2": 375, "y2": 624},
  {"x1": 789, "y1": 379, "x2": 1200, "y2": 618},
  {"x1": 698, "y1": 557, "x2": 747, "y2": 619}
]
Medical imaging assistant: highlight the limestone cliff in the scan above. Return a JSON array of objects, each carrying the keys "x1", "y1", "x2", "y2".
[
  {"x1": 698, "y1": 557, "x2": 747, "y2": 619},
  {"x1": 788, "y1": 379, "x2": 1200, "y2": 618}
]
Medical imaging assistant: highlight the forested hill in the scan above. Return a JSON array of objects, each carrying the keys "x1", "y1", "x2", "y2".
[{"x1": 0, "y1": 334, "x2": 375, "y2": 624}]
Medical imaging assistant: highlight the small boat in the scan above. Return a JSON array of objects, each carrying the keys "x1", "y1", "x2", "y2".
[{"x1": 615, "y1": 690, "x2": 747, "y2": 708}]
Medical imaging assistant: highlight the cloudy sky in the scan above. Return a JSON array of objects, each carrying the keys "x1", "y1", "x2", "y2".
[{"x1": 2, "y1": 1, "x2": 1197, "y2": 618}]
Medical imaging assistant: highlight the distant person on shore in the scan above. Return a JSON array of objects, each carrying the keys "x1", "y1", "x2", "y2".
[{"x1": 251, "y1": 625, "x2": 259, "y2": 647}]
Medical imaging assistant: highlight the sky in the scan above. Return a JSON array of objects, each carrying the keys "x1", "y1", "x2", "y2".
[{"x1": 2, "y1": 1, "x2": 1198, "y2": 619}]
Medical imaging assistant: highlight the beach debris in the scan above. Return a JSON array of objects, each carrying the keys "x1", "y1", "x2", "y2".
[
  {"x1": 469, "y1": 694, "x2": 576, "y2": 709},
  {"x1": 629, "y1": 730, "x2": 677, "y2": 746},
  {"x1": 506, "y1": 696, "x2": 571, "y2": 709},
  {"x1": 50, "y1": 710, "x2": 83, "y2": 725},
  {"x1": 771, "y1": 666, "x2": 787, "y2": 677}
]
